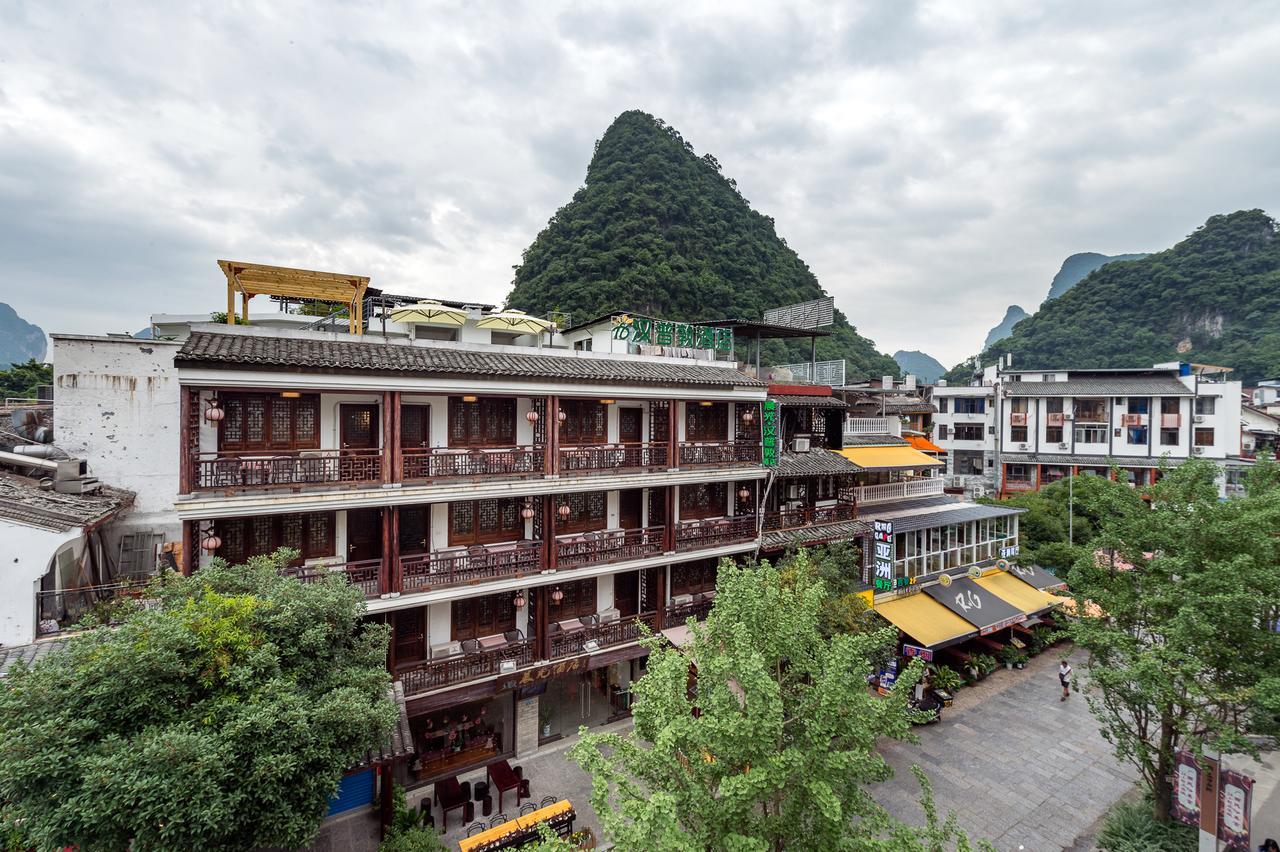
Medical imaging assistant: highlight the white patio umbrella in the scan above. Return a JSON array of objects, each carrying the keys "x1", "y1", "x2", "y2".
[
  {"x1": 475, "y1": 309, "x2": 554, "y2": 335},
  {"x1": 387, "y1": 300, "x2": 468, "y2": 326}
]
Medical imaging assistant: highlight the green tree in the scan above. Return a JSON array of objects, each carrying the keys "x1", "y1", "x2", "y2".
[
  {"x1": 989, "y1": 473, "x2": 1142, "y2": 570},
  {"x1": 1067, "y1": 458, "x2": 1280, "y2": 822},
  {"x1": 0, "y1": 552, "x2": 396, "y2": 851},
  {"x1": 0, "y1": 358, "x2": 51, "y2": 400},
  {"x1": 775, "y1": 543, "x2": 886, "y2": 638},
  {"x1": 567, "y1": 554, "x2": 988, "y2": 851}
]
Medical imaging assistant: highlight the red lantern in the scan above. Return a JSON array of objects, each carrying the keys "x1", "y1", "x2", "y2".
[
  {"x1": 557, "y1": 504, "x2": 571, "y2": 519},
  {"x1": 741, "y1": 408, "x2": 755, "y2": 424},
  {"x1": 521, "y1": 502, "x2": 535, "y2": 520},
  {"x1": 550, "y1": 586, "x2": 564, "y2": 604},
  {"x1": 201, "y1": 534, "x2": 222, "y2": 552},
  {"x1": 513, "y1": 590, "x2": 527, "y2": 609},
  {"x1": 738, "y1": 486, "x2": 751, "y2": 501},
  {"x1": 525, "y1": 409, "x2": 539, "y2": 423},
  {"x1": 203, "y1": 403, "x2": 225, "y2": 423},
  {"x1": 557, "y1": 409, "x2": 567, "y2": 423}
]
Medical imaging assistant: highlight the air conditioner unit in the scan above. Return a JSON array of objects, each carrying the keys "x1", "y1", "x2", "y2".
[
  {"x1": 1017, "y1": 443, "x2": 1029, "y2": 450},
  {"x1": 1193, "y1": 415, "x2": 1205, "y2": 424},
  {"x1": 1063, "y1": 414, "x2": 1074, "y2": 421},
  {"x1": 1057, "y1": 442, "x2": 1069, "y2": 450},
  {"x1": 1193, "y1": 446, "x2": 1205, "y2": 455},
  {"x1": 792, "y1": 436, "x2": 811, "y2": 452}
]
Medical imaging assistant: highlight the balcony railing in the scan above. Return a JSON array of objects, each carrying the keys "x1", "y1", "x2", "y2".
[
  {"x1": 399, "y1": 639, "x2": 535, "y2": 696},
  {"x1": 761, "y1": 501, "x2": 856, "y2": 531},
  {"x1": 678, "y1": 441, "x2": 762, "y2": 466},
  {"x1": 843, "y1": 417, "x2": 902, "y2": 437},
  {"x1": 402, "y1": 446, "x2": 544, "y2": 480},
  {"x1": 400, "y1": 541, "x2": 542, "y2": 593},
  {"x1": 193, "y1": 448, "x2": 382, "y2": 490},
  {"x1": 555, "y1": 526, "x2": 665, "y2": 569},
  {"x1": 559, "y1": 442, "x2": 669, "y2": 473},
  {"x1": 665, "y1": 595, "x2": 714, "y2": 624},
  {"x1": 852, "y1": 477, "x2": 945, "y2": 505},
  {"x1": 549, "y1": 613, "x2": 657, "y2": 660},
  {"x1": 287, "y1": 558, "x2": 384, "y2": 598},
  {"x1": 1003, "y1": 479, "x2": 1037, "y2": 492},
  {"x1": 674, "y1": 515, "x2": 757, "y2": 552}
]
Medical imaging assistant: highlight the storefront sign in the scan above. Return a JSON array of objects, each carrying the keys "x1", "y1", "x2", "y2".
[
  {"x1": 902, "y1": 644, "x2": 933, "y2": 662},
  {"x1": 924, "y1": 576, "x2": 1026, "y2": 634},
  {"x1": 497, "y1": 656, "x2": 587, "y2": 693},
  {"x1": 1217, "y1": 769, "x2": 1253, "y2": 851},
  {"x1": 1172, "y1": 749, "x2": 1201, "y2": 826},
  {"x1": 611, "y1": 315, "x2": 734, "y2": 352},
  {"x1": 761, "y1": 400, "x2": 779, "y2": 466},
  {"x1": 1199, "y1": 755, "x2": 1219, "y2": 836},
  {"x1": 877, "y1": 658, "x2": 898, "y2": 695},
  {"x1": 999, "y1": 544, "x2": 1020, "y2": 559},
  {"x1": 872, "y1": 520, "x2": 894, "y2": 591}
]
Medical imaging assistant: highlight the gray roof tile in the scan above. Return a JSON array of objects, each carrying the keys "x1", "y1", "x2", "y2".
[
  {"x1": 761, "y1": 520, "x2": 870, "y2": 551},
  {"x1": 775, "y1": 450, "x2": 863, "y2": 478},
  {"x1": 176, "y1": 331, "x2": 765, "y2": 389},
  {"x1": 0, "y1": 473, "x2": 133, "y2": 533},
  {"x1": 1005, "y1": 377, "x2": 1192, "y2": 397}
]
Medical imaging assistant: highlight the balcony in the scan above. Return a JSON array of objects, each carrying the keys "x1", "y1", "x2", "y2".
[
  {"x1": 555, "y1": 526, "x2": 665, "y2": 570},
  {"x1": 762, "y1": 501, "x2": 856, "y2": 531},
  {"x1": 287, "y1": 559, "x2": 383, "y2": 598},
  {"x1": 674, "y1": 515, "x2": 757, "y2": 552},
  {"x1": 401, "y1": 541, "x2": 543, "y2": 594},
  {"x1": 851, "y1": 477, "x2": 945, "y2": 506},
  {"x1": 678, "y1": 441, "x2": 762, "y2": 466},
  {"x1": 399, "y1": 638, "x2": 536, "y2": 696},
  {"x1": 559, "y1": 442, "x2": 669, "y2": 473},
  {"x1": 192, "y1": 448, "x2": 382, "y2": 490},
  {"x1": 665, "y1": 593, "x2": 714, "y2": 624},
  {"x1": 844, "y1": 417, "x2": 902, "y2": 438},
  {"x1": 401, "y1": 446, "x2": 544, "y2": 481},
  {"x1": 1003, "y1": 479, "x2": 1037, "y2": 493},
  {"x1": 549, "y1": 613, "x2": 657, "y2": 660}
]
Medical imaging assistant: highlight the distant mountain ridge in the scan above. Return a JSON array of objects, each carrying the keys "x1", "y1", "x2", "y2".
[
  {"x1": 1044, "y1": 252, "x2": 1148, "y2": 303},
  {"x1": 0, "y1": 303, "x2": 46, "y2": 366},
  {"x1": 962, "y1": 210, "x2": 1280, "y2": 383},
  {"x1": 892, "y1": 350, "x2": 945, "y2": 383},
  {"x1": 504, "y1": 110, "x2": 900, "y2": 382},
  {"x1": 983, "y1": 305, "x2": 1030, "y2": 351}
]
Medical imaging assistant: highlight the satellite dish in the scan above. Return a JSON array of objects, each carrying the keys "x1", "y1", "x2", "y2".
[{"x1": 938, "y1": 573, "x2": 953, "y2": 587}]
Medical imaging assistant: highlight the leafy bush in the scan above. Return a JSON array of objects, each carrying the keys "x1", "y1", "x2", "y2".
[
  {"x1": 929, "y1": 665, "x2": 965, "y2": 693},
  {"x1": 998, "y1": 647, "x2": 1029, "y2": 667},
  {"x1": 970, "y1": 653, "x2": 998, "y2": 675},
  {"x1": 1096, "y1": 799, "x2": 1195, "y2": 852}
]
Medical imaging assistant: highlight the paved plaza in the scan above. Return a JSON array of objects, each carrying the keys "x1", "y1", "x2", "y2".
[{"x1": 317, "y1": 645, "x2": 1140, "y2": 850}]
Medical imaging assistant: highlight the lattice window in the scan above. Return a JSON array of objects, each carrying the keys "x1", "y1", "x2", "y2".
[
  {"x1": 449, "y1": 499, "x2": 522, "y2": 545},
  {"x1": 686, "y1": 402, "x2": 728, "y2": 441},
  {"x1": 561, "y1": 400, "x2": 607, "y2": 445},
  {"x1": 552, "y1": 578, "x2": 597, "y2": 620},
  {"x1": 530, "y1": 397, "x2": 547, "y2": 447},
  {"x1": 650, "y1": 400, "x2": 670, "y2": 446},
  {"x1": 448, "y1": 397, "x2": 516, "y2": 446},
  {"x1": 295, "y1": 398, "x2": 318, "y2": 445},
  {"x1": 450, "y1": 502, "x2": 474, "y2": 538},
  {"x1": 245, "y1": 397, "x2": 266, "y2": 446},
  {"x1": 281, "y1": 514, "x2": 303, "y2": 552},
  {"x1": 672, "y1": 559, "x2": 717, "y2": 595},
  {"x1": 680, "y1": 482, "x2": 727, "y2": 519},
  {"x1": 218, "y1": 393, "x2": 321, "y2": 451},
  {"x1": 559, "y1": 491, "x2": 606, "y2": 533},
  {"x1": 451, "y1": 593, "x2": 516, "y2": 641}
]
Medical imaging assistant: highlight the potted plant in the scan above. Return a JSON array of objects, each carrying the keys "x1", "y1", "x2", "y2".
[
  {"x1": 999, "y1": 646, "x2": 1020, "y2": 670},
  {"x1": 928, "y1": 665, "x2": 964, "y2": 704},
  {"x1": 970, "y1": 653, "x2": 997, "y2": 679},
  {"x1": 539, "y1": 703, "x2": 552, "y2": 738}
]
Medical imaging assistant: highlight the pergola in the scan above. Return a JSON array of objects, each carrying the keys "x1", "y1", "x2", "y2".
[{"x1": 218, "y1": 260, "x2": 371, "y2": 335}]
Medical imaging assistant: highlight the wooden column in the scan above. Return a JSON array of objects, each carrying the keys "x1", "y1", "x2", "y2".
[
  {"x1": 226, "y1": 282, "x2": 235, "y2": 325},
  {"x1": 548, "y1": 395, "x2": 560, "y2": 475},
  {"x1": 668, "y1": 398, "x2": 679, "y2": 468},
  {"x1": 537, "y1": 586, "x2": 551, "y2": 661},
  {"x1": 378, "y1": 763, "x2": 394, "y2": 838},
  {"x1": 389, "y1": 507, "x2": 402, "y2": 594},
  {"x1": 663, "y1": 484, "x2": 676, "y2": 553},
  {"x1": 180, "y1": 519, "x2": 194, "y2": 576},
  {"x1": 241, "y1": 291, "x2": 250, "y2": 324},
  {"x1": 380, "y1": 508, "x2": 394, "y2": 595}
]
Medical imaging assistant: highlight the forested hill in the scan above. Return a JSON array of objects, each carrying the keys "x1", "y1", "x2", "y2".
[
  {"x1": 964, "y1": 210, "x2": 1280, "y2": 383},
  {"x1": 505, "y1": 110, "x2": 900, "y2": 381}
]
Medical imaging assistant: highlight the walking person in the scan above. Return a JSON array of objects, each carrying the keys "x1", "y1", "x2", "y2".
[{"x1": 1058, "y1": 659, "x2": 1073, "y2": 701}]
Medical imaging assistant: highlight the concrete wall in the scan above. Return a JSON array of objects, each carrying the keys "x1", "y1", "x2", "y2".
[
  {"x1": 0, "y1": 521, "x2": 77, "y2": 646},
  {"x1": 52, "y1": 336, "x2": 183, "y2": 536}
]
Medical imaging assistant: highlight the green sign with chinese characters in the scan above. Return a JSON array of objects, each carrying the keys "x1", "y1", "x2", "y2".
[
  {"x1": 611, "y1": 315, "x2": 734, "y2": 353},
  {"x1": 761, "y1": 399, "x2": 779, "y2": 466}
]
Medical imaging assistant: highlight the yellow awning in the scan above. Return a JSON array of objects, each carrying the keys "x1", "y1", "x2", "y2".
[
  {"x1": 874, "y1": 593, "x2": 976, "y2": 648},
  {"x1": 974, "y1": 571, "x2": 1062, "y2": 615},
  {"x1": 838, "y1": 445, "x2": 945, "y2": 471}
]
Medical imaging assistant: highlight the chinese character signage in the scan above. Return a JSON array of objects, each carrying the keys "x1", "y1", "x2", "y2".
[
  {"x1": 902, "y1": 644, "x2": 933, "y2": 662},
  {"x1": 873, "y1": 520, "x2": 894, "y2": 591},
  {"x1": 1171, "y1": 749, "x2": 1201, "y2": 826},
  {"x1": 1218, "y1": 768, "x2": 1253, "y2": 851},
  {"x1": 761, "y1": 400, "x2": 779, "y2": 467},
  {"x1": 612, "y1": 315, "x2": 733, "y2": 353}
]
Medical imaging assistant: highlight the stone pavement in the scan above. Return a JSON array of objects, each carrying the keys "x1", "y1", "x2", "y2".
[{"x1": 872, "y1": 645, "x2": 1137, "y2": 851}]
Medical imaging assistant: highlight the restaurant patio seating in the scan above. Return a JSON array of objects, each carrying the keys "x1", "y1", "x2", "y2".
[
  {"x1": 489, "y1": 814, "x2": 509, "y2": 828},
  {"x1": 519, "y1": 802, "x2": 537, "y2": 816},
  {"x1": 460, "y1": 638, "x2": 481, "y2": 654}
]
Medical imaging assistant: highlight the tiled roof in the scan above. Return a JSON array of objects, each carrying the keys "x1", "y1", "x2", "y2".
[
  {"x1": 866, "y1": 501, "x2": 1024, "y2": 534},
  {"x1": 841, "y1": 434, "x2": 909, "y2": 447},
  {"x1": 0, "y1": 473, "x2": 134, "y2": 533},
  {"x1": 1005, "y1": 377, "x2": 1192, "y2": 397},
  {"x1": 845, "y1": 392, "x2": 936, "y2": 415},
  {"x1": 1000, "y1": 452, "x2": 1188, "y2": 469},
  {"x1": 770, "y1": 394, "x2": 848, "y2": 409},
  {"x1": 774, "y1": 450, "x2": 863, "y2": 478},
  {"x1": 761, "y1": 519, "x2": 870, "y2": 552},
  {"x1": 0, "y1": 638, "x2": 68, "y2": 677},
  {"x1": 356, "y1": 682, "x2": 415, "y2": 767},
  {"x1": 176, "y1": 331, "x2": 766, "y2": 389}
]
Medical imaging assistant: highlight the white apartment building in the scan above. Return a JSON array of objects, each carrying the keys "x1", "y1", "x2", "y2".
[{"x1": 932, "y1": 362, "x2": 1248, "y2": 497}]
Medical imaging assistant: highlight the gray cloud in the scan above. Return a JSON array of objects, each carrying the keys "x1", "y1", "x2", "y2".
[{"x1": 1, "y1": 1, "x2": 1278, "y2": 366}]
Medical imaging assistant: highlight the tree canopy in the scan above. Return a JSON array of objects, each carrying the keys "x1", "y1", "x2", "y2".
[
  {"x1": 0, "y1": 358, "x2": 51, "y2": 400},
  {"x1": 1067, "y1": 457, "x2": 1280, "y2": 822},
  {"x1": 0, "y1": 553, "x2": 396, "y2": 851},
  {"x1": 505, "y1": 110, "x2": 900, "y2": 382},
  {"x1": 567, "y1": 554, "x2": 987, "y2": 851},
  {"x1": 950, "y1": 210, "x2": 1280, "y2": 383}
]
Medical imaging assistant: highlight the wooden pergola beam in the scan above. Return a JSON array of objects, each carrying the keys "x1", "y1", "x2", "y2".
[{"x1": 217, "y1": 260, "x2": 371, "y2": 334}]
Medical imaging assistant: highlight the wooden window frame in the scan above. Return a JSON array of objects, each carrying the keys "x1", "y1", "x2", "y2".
[
  {"x1": 680, "y1": 482, "x2": 727, "y2": 520},
  {"x1": 448, "y1": 498, "x2": 524, "y2": 547},
  {"x1": 685, "y1": 402, "x2": 728, "y2": 442},
  {"x1": 451, "y1": 593, "x2": 517, "y2": 642},
  {"x1": 214, "y1": 512, "x2": 335, "y2": 566},
  {"x1": 218, "y1": 392, "x2": 321, "y2": 452},
  {"x1": 550, "y1": 578, "x2": 598, "y2": 620},
  {"x1": 672, "y1": 559, "x2": 717, "y2": 596},
  {"x1": 448, "y1": 397, "x2": 516, "y2": 448},
  {"x1": 560, "y1": 399, "x2": 608, "y2": 446},
  {"x1": 556, "y1": 492, "x2": 607, "y2": 534}
]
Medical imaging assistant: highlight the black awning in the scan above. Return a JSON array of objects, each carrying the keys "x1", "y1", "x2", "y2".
[
  {"x1": 924, "y1": 576, "x2": 1026, "y2": 634},
  {"x1": 1008, "y1": 563, "x2": 1068, "y2": 592}
]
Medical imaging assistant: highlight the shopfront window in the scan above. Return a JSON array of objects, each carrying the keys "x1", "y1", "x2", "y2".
[{"x1": 411, "y1": 696, "x2": 512, "y2": 783}]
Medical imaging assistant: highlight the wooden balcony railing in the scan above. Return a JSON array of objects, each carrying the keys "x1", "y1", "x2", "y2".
[
  {"x1": 286, "y1": 558, "x2": 384, "y2": 599},
  {"x1": 1003, "y1": 479, "x2": 1037, "y2": 493},
  {"x1": 761, "y1": 501, "x2": 856, "y2": 531},
  {"x1": 402, "y1": 446, "x2": 544, "y2": 481},
  {"x1": 665, "y1": 595, "x2": 714, "y2": 624},
  {"x1": 678, "y1": 441, "x2": 762, "y2": 466},
  {"x1": 193, "y1": 448, "x2": 382, "y2": 490},
  {"x1": 674, "y1": 515, "x2": 757, "y2": 552},
  {"x1": 400, "y1": 541, "x2": 542, "y2": 594},
  {"x1": 555, "y1": 526, "x2": 665, "y2": 570},
  {"x1": 549, "y1": 613, "x2": 657, "y2": 660},
  {"x1": 559, "y1": 442, "x2": 669, "y2": 473},
  {"x1": 399, "y1": 639, "x2": 535, "y2": 696}
]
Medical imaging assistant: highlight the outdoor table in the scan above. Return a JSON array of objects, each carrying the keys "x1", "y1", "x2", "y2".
[
  {"x1": 487, "y1": 758, "x2": 521, "y2": 812},
  {"x1": 435, "y1": 775, "x2": 467, "y2": 830}
]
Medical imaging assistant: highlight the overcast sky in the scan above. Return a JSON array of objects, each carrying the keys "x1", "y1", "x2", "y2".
[{"x1": 2, "y1": 1, "x2": 1278, "y2": 367}]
